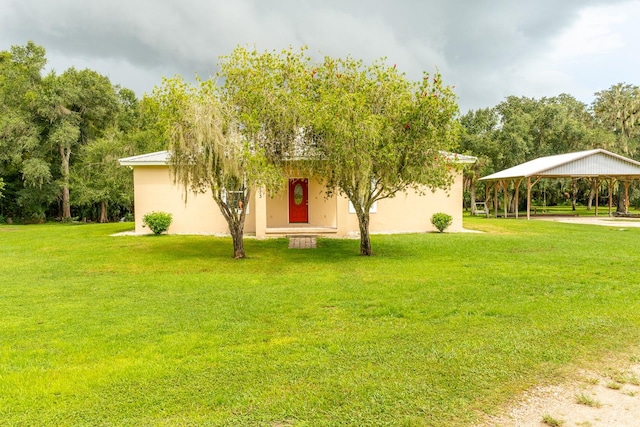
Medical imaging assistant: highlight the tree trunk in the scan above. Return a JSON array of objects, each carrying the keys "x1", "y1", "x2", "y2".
[
  {"x1": 357, "y1": 210, "x2": 372, "y2": 256},
  {"x1": 99, "y1": 200, "x2": 108, "y2": 223},
  {"x1": 616, "y1": 186, "x2": 626, "y2": 213},
  {"x1": 470, "y1": 185, "x2": 477, "y2": 215},
  {"x1": 231, "y1": 228, "x2": 245, "y2": 259},
  {"x1": 587, "y1": 183, "x2": 595, "y2": 211},
  {"x1": 214, "y1": 188, "x2": 249, "y2": 259},
  {"x1": 571, "y1": 179, "x2": 577, "y2": 211},
  {"x1": 60, "y1": 145, "x2": 72, "y2": 220}
]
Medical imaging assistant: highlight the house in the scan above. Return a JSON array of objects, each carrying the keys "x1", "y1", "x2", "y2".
[{"x1": 119, "y1": 151, "x2": 475, "y2": 237}]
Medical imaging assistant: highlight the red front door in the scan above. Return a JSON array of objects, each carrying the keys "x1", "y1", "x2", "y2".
[{"x1": 289, "y1": 178, "x2": 308, "y2": 223}]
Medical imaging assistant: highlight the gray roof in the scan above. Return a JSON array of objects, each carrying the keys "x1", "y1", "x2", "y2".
[
  {"x1": 119, "y1": 150, "x2": 476, "y2": 166},
  {"x1": 480, "y1": 149, "x2": 640, "y2": 181},
  {"x1": 119, "y1": 151, "x2": 170, "y2": 166}
]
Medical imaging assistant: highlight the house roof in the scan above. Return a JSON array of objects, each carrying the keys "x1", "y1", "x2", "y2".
[
  {"x1": 480, "y1": 149, "x2": 640, "y2": 181},
  {"x1": 119, "y1": 150, "x2": 477, "y2": 166},
  {"x1": 442, "y1": 152, "x2": 477, "y2": 164},
  {"x1": 119, "y1": 151, "x2": 170, "y2": 166}
]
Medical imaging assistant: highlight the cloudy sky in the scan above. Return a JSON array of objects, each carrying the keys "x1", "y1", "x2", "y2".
[{"x1": 1, "y1": 0, "x2": 638, "y2": 112}]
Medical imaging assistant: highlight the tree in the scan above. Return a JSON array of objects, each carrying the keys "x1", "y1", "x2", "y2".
[
  {"x1": 72, "y1": 89, "x2": 167, "y2": 223},
  {"x1": 593, "y1": 83, "x2": 640, "y2": 157},
  {"x1": 459, "y1": 108, "x2": 500, "y2": 213},
  {"x1": 35, "y1": 67, "x2": 119, "y2": 220},
  {"x1": 592, "y1": 83, "x2": 640, "y2": 212},
  {"x1": 217, "y1": 47, "x2": 311, "y2": 167},
  {"x1": 308, "y1": 57, "x2": 460, "y2": 255},
  {"x1": 0, "y1": 42, "x2": 47, "y2": 219},
  {"x1": 72, "y1": 130, "x2": 133, "y2": 222},
  {"x1": 156, "y1": 77, "x2": 281, "y2": 258}
]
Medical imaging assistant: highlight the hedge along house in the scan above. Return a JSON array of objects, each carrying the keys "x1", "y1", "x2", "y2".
[
  {"x1": 479, "y1": 149, "x2": 640, "y2": 219},
  {"x1": 119, "y1": 151, "x2": 476, "y2": 237}
]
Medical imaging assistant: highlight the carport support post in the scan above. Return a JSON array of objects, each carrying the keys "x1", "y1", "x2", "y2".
[
  {"x1": 493, "y1": 183, "x2": 498, "y2": 218},
  {"x1": 526, "y1": 177, "x2": 531, "y2": 220},
  {"x1": 515, "y1": 178, "x2": 522, "y2": 219},
  {"x1": 502, "y1": 180, "x2": 508, "y2": 218},
  {"x1": 594, "y1": 178, "x2": 599, "y2": 216},
  {"x1": 608, "y1": 178, "x2": 613, "y2": 217},
  {"x1": 624, "y1": 180, "x2": 631, "y2": 213}
]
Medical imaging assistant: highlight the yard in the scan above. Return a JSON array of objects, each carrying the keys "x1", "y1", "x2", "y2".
[{"x1": 1, "y1": 218, "x2": 640, "y2": 426}]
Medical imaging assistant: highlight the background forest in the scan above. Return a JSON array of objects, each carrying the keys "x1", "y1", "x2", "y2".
[{"x1": 1, "y1": 42, "x2": 638, "y2": 223}]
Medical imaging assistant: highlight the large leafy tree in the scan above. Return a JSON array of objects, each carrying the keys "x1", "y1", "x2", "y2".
[
  {"x1": 0, "y1": 42, "x2": 46, "y2": 218},
  {"x1": 35, "y1": 67, "x2": 119, "y2": 220},
  {"x1": 157, "y1": 77, "x2": 281, "y2": 258},
  {"x1": 459, "y1": 108, "x2": 500, "y2": 213},
  {"x1": 72, "y1": 90, "x2": 167, "y2": 222},
  {"x1": 157, "y1": 47, "x2": 308, "y2": 258},
  {"x1": 592, "y1": 83, "x2": 640, "y2": 157},
  {"x1": 592, "y1": 83, "x2": 640, "y2": 211},
  {"x1": 218, "y1": 47, "x2": 311, "y2": 169},
  {"x1": 308, "y1": 57, "x2": 460, "y2": 255}
]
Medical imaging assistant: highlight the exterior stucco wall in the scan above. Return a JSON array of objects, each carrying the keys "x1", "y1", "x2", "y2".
[
  {"x1": 341, "y1": 171, "x2": 465, "y2": 233},
  {"x1": 131, "y1": 165, "x2": 464, "y2": 235},
  {"x1": 132, "y1": 166, "x2": 256, "y2": 235}
]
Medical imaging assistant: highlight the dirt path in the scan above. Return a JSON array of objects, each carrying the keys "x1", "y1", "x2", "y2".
[
  {"x1": 535, "y1": 217, "x2": 640, "y2": 228},
  {"x1": 477, "y1": 360, "x2": 640, "y2": 426}
]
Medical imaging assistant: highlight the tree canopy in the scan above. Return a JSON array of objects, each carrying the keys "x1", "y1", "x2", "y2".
[
  {"x1": 307, "y1": 56, "x2": 459, "y2": 255},
  {"x1": 0, "y1": 42, "x2": 164, "y2": 223}
]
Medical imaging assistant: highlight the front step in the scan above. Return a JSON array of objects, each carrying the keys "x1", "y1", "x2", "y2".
[{"x1": 288, "y1": 235, "x2": 317, "y2": 249}]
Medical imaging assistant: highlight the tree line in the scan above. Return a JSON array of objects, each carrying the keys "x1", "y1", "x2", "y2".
[{"x1": 0, "y1": 42, "x2": 165, "y2": 224}]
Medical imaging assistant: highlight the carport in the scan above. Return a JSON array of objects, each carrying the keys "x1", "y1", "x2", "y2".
[{"x1": 479, "y1": 149, "x2": 640, "y2": 220}]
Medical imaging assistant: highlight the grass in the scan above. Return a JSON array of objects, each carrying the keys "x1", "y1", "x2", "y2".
[
  {"x1": 542, "y1": 413, "x2": 565, "y2": 426},
  {"x1": 575, "y1": 393, "x2": 602, "y2": 408},
  {"x1": 2, "y1": 217, "x2": 640, "y2": 425}
]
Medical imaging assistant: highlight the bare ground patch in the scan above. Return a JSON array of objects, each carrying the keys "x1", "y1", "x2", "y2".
[{"x1": 477, "y1": 358, "x2": 640, "y2": 427}]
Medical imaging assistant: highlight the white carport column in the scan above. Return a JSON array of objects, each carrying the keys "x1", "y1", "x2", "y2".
[
  {"x1": 526, "y1": 177, "x2": 531, "y2": 220},
  {"x1": 254, "y1": 186, "x2": 267, "y2": 238}
]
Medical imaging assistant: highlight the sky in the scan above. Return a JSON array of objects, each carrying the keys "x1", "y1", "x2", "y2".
[{"x1": 1, "y1": 0, "x2": 638, "y2": 112}]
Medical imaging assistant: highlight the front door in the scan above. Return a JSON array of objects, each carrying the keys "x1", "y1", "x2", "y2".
[{"x1": 288, "y1": 178, "x2": 308, "y2": 223}]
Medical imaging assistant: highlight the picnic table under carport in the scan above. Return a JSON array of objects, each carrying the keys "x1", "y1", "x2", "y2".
[{"x1": 479, "y1": 149, "x2": 640, "y2": 220}]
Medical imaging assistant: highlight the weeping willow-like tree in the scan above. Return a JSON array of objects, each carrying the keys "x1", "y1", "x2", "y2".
[{"x1": 156, "y1": 77, "x2": 280, "y2": 258}]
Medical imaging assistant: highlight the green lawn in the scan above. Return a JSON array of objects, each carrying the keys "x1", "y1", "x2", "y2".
[{"x1": 2, "y1": 219, "x2": 640, "y2": 426}]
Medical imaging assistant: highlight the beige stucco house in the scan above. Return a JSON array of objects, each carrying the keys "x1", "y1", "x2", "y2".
[{"x1": 119, "y1": 151, "x2": 474, "y2": 237}]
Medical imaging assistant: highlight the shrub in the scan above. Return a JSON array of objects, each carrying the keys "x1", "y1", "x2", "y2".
[
  {"x1": 142, "y1": 211, "x2": 173, "y2": 235},
  {"x1": 431, "y1": 212, "x2": 452, "y2": 233}
]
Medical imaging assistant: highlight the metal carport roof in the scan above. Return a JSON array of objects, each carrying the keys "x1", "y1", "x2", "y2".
[{"x1": 479, "y1": 149, "x2": 640, "y2": 219}]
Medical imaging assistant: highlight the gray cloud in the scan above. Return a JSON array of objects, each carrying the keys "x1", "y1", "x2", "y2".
[{"x1": 0, "y1": 0, "x2": 635, "y2": 110}]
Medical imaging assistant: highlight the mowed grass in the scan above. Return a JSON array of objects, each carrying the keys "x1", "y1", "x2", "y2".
[{"x1": 1, "y1": 218, "x2": 640, "y2": 426}]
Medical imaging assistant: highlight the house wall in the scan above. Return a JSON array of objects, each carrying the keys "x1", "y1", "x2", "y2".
[
  {"x1": 131, "y1": 166, "x2": 464, "y2": 235},
  {"x1": 132, "y1": 166, "x2": 256, "y2": 235},
  {"x1": 341, "y1": 171, "x2": 465, "y2": 233}
]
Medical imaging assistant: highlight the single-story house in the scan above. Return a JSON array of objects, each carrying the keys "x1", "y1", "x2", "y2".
[{"x1": 119, "y1": 151, "x2": 475, "y2": 237}]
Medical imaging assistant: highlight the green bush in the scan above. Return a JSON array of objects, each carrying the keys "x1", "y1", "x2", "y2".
[
  {"x1": 431, "y1": 212, "x2": 452, "y2": 233},
  {"x1": 142, "y1": 211, "x2": 173, "y2": 235}
]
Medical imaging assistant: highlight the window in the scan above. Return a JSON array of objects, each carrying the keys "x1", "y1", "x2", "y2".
[
  {"x1": 348, "y1": 200, "x2": 377, "y2": 214},
  {"x1": 348, "y1": 180, "x2": 378, "y2": 214},
  {"x1": 222, "y1": 188, "x2": 249, "y2": 214}
]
